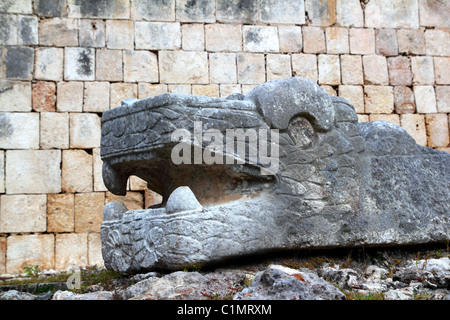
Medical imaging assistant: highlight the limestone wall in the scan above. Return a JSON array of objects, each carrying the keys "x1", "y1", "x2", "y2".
[{"x1": 0, "y1": 0, "x2": 449, "y2": 274}]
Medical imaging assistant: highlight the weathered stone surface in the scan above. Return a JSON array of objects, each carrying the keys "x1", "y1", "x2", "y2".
[
  {"x1": 55, "y1": 233, "x2": 88, "y2": 270},
  {"x1": 434, "y1": 57, "x2": 450, "y2": 85},
  {"x1": 326, "y1": 27, "x2": 348, "y2": 54},
  {"x1": 278, "y1": 26, "x2": 302, "y2": 53},
  {"x1": 175, "y1": 0, "x2": 215, "y2": 23},
  {"x1": 18, "y1": 15, "x2": 38, "y2": 45},
  {"x1": 388, "y1": 56, "x2": 412, "y2": 86},
  {"x1": 62, "y1": 149, "x2": 93, "y2": 193},
  {"x1": 419, "y1": 0, "x2": 450, "y2": 28},
  {"x1": 414, "y1": 86, "x2": 437, "y2": 113},
  {"x1": 88, "y1": 233, "x2": 104, "y2": 267},
  {"x1": 266, "y1": 54, "x2": 291, "y2": 81},
  {"x1": 181, "y1": 23, "x2": 204, "y2": 51},
  {"x1": 336, "y1": 0, "x2": 363, "y2": 27},
  {"x1": 135, "y1": 22, "x2": 180, "y2": 50},
  {"x1": 341, "y1": 55, "x2": 363, "y2": 85},
  {"x1": 47, "y1": 193, "x2": 75, "y2": 233},
  {"x1": 0, "y1": 237, "x2": 5, "y2": 274},
  {"x1": 159, "y1": 51, "x2": 208, "y2": 84},
  {"x1": 38, "y1": 18, "x2": 78, "y2": 46},
  {"x1": 394, "y1": 86, "x2": 415, "y2": 114},
  {"x1": 0, "y1": 195, "x2": 46, "y2": 233},
  {"x1": 75, "y1": 192, "x2": 105, "y2": 233},
  {"x1": 349, "y1": 28, "x2": 375, "y2": 55},
  {"x1": 57, "y1": 81, "x2": 83, "y2": 112},
  {"x1": 436, "y1": 86, "x2": 450, "y2": 113},
  {"x1": 123, "y1": 51, "x2": 158, "y2": 83},
  {"x1": 34, "y1": 0, "x2": 67, "y2": 17},
  {"x1": 35, "y1": 48, "x2": 63, "y2": 81},
  {"x1": 305, "y1": 0, "x2": 335, "y2": 26},
  {"x1": 364, "y1": 85, "x2": 394, "y2": 113},
  {"x1": 318, "y1": 54, "x2": 340, "y2": 85},
  {"x1": 205, "y1": 24, "x2": 241, "y2": 52},
  {"x1": 292, "y1": 54, "x2": 317, "y2": 82},
  {"x1": 411, "y1": 56, "x2": 434, "y2": 85},
  {"x1": 110, "y1": 83, "x2": 138, "y2": 108},
  {"x1": 0, "y1": 151, "x2": 4, "y2": 194},
  {"x1": 64, "y1": 48, "x2": 95, "y2": 81},
  {"x1": 260, "y1": 0, "x2": 305, "y2": 24},
  {"x1": 397, "y1": 29, "x2": 426, "y2": 55},
  {"x1": 4, "y1": 46, "x2": 33, "y2": 80},
  {"x1": 369, "y1": 114, "x2": 400, "y2": 126},
  {"x1": 243, "y1": 26, "x2": 279, "y2": 53},
  {"x1": 6, "y1": 150, "x2": 61, "y2": 194},
  {"x1": 425, "y1": 29, "x2": 450, "y2": 56},
  {"x1": 363, "y1": 55, "x2": 389, "y2": 85},
  {"x1": 79, "y1": 19, "x2": 105, "y2": 47},
  {"x1": 0, "y1": 80, "x2": 31, "y2": 111},
  {"x1": 425, "y1": 114, "x2": 449, "y2": 147},
  {"x1": 216, "y1": 0, "x2": 258, "y2": 23},
  {"x1": 0, "y1": 112, "x2": 39, "y2": 149},
  {"x1": 375, "y1": 29, "x2": 398, "y2": 56},
  {"x1": 366, "y1": 0, "x2": 419, "y2": 28},
  {"x1": 209, "y1": 53, "x2": 237, "y2": 84},
  {"x1": 237, "y1": 53, "x2": 265, "y2": 85},
  {"x1": 400, "y1": 114, "x2": 427, "y2": 146},
  {"x1": 302, "y1": 27, "x2": 326, "y2": 54},
  {"x1": 138, "y1": 83, "x2": 168, "y2": 99},
  {"x1": 192, "y1": 84, "x2": 219, "y2": 97},
  {"x1": 0, "y1": 0, "x2": 32, "y2": 14},
  {"x1": 32, "y1": 81, "x2": 56, "y2": 112},
  {"x1": 338, "y1": 85, "x2": 364, "y2": 113},
  {"x1": 105, "y1": 20, "x2": 134, "y2": 50},
  {"x1": 40, "y1": 112, "x2": 69, "y2": 149},
  {"x1": 67, "y1": 0, "x2": 129, "y2": 19},
  {"x1": 83, "y1": 82, "x2": 110, "y2": 112},
  {"x1": 106, "y1": 192, "x2": 144, "y2": 210},
  {"x1": 131, "y1": 0, "x2": 175, "y2": 21},
  {"x1": 69, "y1": 113, "x2": 101, "y2": 148},
  {"x1": 220, "y1": 84, "x2": 241, "y2": 98},
  {"x1": 96, "y1": 49, "x2": 122, "y2": 81}
]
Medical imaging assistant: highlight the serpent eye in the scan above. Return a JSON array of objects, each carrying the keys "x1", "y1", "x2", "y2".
[{"x1": 287, "y1": 116, "x2": 317, "y2": 149}]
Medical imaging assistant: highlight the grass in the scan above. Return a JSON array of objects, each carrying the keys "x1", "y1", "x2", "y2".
[{"x1": 344, "y1": 291, "x2": 385, "y2": 300}]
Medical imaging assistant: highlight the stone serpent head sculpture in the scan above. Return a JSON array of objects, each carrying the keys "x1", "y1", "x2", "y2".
[{"x1": 100, "y1": 77, "x2": 450, "y2": 273}]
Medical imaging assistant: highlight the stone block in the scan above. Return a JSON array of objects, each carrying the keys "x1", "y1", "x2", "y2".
[
  {"x1": 305, "y1": 0, "x2": 335, "y2": 26},
  {"x1": 64, "y1": 47, "x2": 95, "y2": 81},
  {"x1": 79, "y1": 19, "x2": 105, "y2": 47},
  {"x1": 209, "y1": 53, "x2": 237, "y2": 84},
  {"x1": 138, "y1": 83, "x2": 168, "y2": 99},
  {"x1": 336, "y1": 0, "x2": 364, "y2": 27},
  {"x1": 69, "y1": 113, "x2": 101, "y2": 148},
  {"x1": 39, "y1": 18, "x2": 78, "y2": 46},
  {"x1": 425, "y1": 30, "x2": 450, "y2": 56},
  {"x1": 0, "y1": 195, "x2": 46, "y2": 233},
  {"x1": 326, "y1": 27, "x2": 348, "y2": 54},
  {"x1": 0, "y1": 151, "x2": 4, "y2": 193},
  {"x1": 364, "y1": 85, "x2": 394, "y2": 114},
  {"x1": 341, "y1": 55, "x2": 363, "y2": 85},
  {"x1": 34, "y1": 0, "x2": 67, "y2": 17},
  {"x1": 55, "y1": 233, "x2": 88, "y2": 270},
  {"x1": 260, "y1": 0, "x2": 305, "y2": 24},
  {"x1": 0, "y1": 0, "x2": 32, "y2": 14},
  {"x1": 278, "y1": 26, "x2": 302, "y2": 53},
  {"x1": 128, "y1": 175, "x2": 148, "y2": 191},
  {"x1": 338, "y1": 85, "x2": 364, "y2": 113},
  {"x1": 159, "y1": 51, "x2": 208, "y2": 84},
  {"x1": 376, "y1": 29, "x2": 398, "y2": 56},
  {"x1": 425, "y1": 114, "x2": 449, "y2": 148},
  {"x1": 84, "y1": 82, "x2": 110, "y2": 112},
  {"x1": 216, "y1": 0, "x2": 258, "y2": 23},
  {"x1": 47, "y1": 193, "x2": 75, "y2": 233},
  {"x1": 18, "y1": 15, "x2": 37, "y2": 45},
  {"x1": 320, "y1": 85, "x2": 336, "y2": 96},
  {"x1": 241, "y1": 84, "x2": 258, "y2": 95},
  {"x1": 363, "y1": 55, "x2": 389, "y2": 85},
  {"x1": 434, "y1": 57, "x2": 450, "y2": 85},
  {"x1": 414, "y1": 86, "x2": 437, "y2": 113},
  {"x1": 205, "y1": 24, "x2": 242, "y2": 52},
  {"x1": 182, "y1": 23, "x2": 204, "y2": 51},
  {"x1": 394, "y1": 86, "x2": 415, "y2": 114},
  {"x1": 62, "y1": 149, "x2": 92, "y2": 193},
  {"x1": 292, "y1": 54, "x2": 318, "y2": 82},
  {"x1": 0, "y1": 14, "x2": 17, "y2": 45},
  {"x1": 5, "y1": 150, "x2": 61, "y2": 194},
  {"x1": 168, "y1": 85, "x2": 191, "y2": 94},
  {"x1": 35, "y1": 48, "x2": 63, "y2": 81},
  {"x1": 0, "y1": 80, "x2": 31, "y2": 111},
  {"x1": 40, "y1": 112, "x2": 69, "y2": 149},
  {"x1": 266, "y1": 54, "x2": 292, "y2": 81},
  {"x1": 88, "y1": 233, "x2": 104, "y2": 267},
  {"x1": 56, "y1": 81, "x2": 83, "y2": 112},
  {"x1": 6, "y1": 235, "x2": 54, "y2": 274},
  {"x1": 369, "y1": 114, "x2": 400, "y2": 126},
  {"x1": 32, "y1": 81, "x2": 56, "y2": 112},
  {"x1": 387, "y1": 56, "x2": 412, "y2": 86},
  {"x1": 302, "y1": 27, "x2": 326, "y2": 54},
  {"x1": 93, "y1": 148, "x2": 107, "y2": 192},
  {"x1": 318, "y1": 54, "x2": 340, "y2": 85},
  {"x1": 0, "y1": 237, "x2": 5, "y2": 274},
  {"x1": 0, "y1": 113, "x2": 39, "y2": 149},
  {"x1": 123, "y1": 51, "x2": 158, "y2": 83},
  {"x1": 175, "y1": 0, "x2": 215, "y2": 22},
  {"x1": 365, "y1": 0, "x2": 419, "y2": 28},
  {"x1": 436, "y1": 86, "x2": 450, "y2": 113},
  {"x1": 243, "y1": 26, "x2": 279, "y2": 53},
  {"x1": 219, "y1": 84, "x2": 241, "y2": 98},
  {"x1": 192, "y1": 84, "x2": 220, "y2": 97},
  {"x1": 237, "y1": 53, "x2": 265, "y2": 85},
  {"x1": 106, "y1": 20, "x2": 134, "y2": 50},
  {"x1": 419, "y1": 0, "x2": 450, "y2": 28},
  {"x1": 400, "y1": 114, "x2": 427, "y2": 146},
  {"x1": 411, "y1": 56, "x2": 434, "y2": 85},
  {"x1": 5, "y1": 46, "x2": 33, "y2": 80},
  {"x1": 397, "y1": 29, "x2": 426, "y2": 55},
  {"x1": 145, "y1": 189, "x2": 163, "y2": 208},
  {"x1": 74, "y1": 192, "x2": 105, "y2": 233},
  {"x1": 67, "y1": 0, "x2": 130, "y2": 19},
  {"x1": 110, "y1": 83, "x2": 138, "y2": 108},
  {"x1": 349, "y1": 28, "x2": 375, "y2": 55},
  {"x1": 131, "y1": 0, "x2": 175, "y2": 21},
  {"x1": 106, "y1": 191, "x2": 144, "y2": 210},
  {"x1": 135, "y1": 22, "x2": 181, "y2": 50},
  {"x1": 357, "y1": 114, "x2": 369, "y2": 122},
  {"x1": 96, "y1": 49, "x2": 123, "y2": 81}
]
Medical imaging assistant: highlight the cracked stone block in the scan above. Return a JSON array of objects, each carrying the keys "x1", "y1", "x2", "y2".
[
  {"x1": 34, "y1": 0, "x2": 67, "y2": 17},
  {"x1": 131, "y1": 0, "x2": 175, "y2": 21},
  {"x1": 267, "y1": 54, "x2": 291, "y2": 81},
  {"x1": 79, "y1": 19, "x2": 105, "y2": 47},
  {"x1": 305, "y1": 0, "x2": 335, "y2": 26},
  {"x1": 56, "y1": 233, "x2": 88, "y2": 270},
  {"x1": 425, "y1": 30, "x2": 450, "y2": 56},
  {"x1": 88, "y1": 233, "x2": 104, "y2": 267},
  {"x1": 39, "y1": 18, "x2": 78, "y2": 46},
  {"x1": 436, "y1": 86, "x2": 450, "y2": 113},
  {"x1": 40, "y1": 112, "x2": 69, "y2": 149},
  {"x1": 364, "y1": 85, "x2": 394, "y2": 114},
  {"x1": 418, "y1": 0, "x2": 450, "y2": 28},
  {"x1": 96, "y1": 49, "x2": 123, "y2": 81},
  {"x1": 93, "y1": 148, "x2": 107, "y2": 192},
  {"x1": 237, "y1": 53, "x2": 265, "y2": 85},
  {"x1": 365, "y1": 0, "x2": 419, "y2": 28},
  {"x1": 138, "y1": 83, "x2": 168, "y2": 99},
  {"x1": 159, "y1": 51, "x2": 208, "y2": 84},
  {"x1": 0, "y1": 80, "x2": 31, "y2": 111},
  {"x1": 6, "y1": 234, "x2": 54, "y2": 274},
  {"x1": 292, "y1": 54, "x2": 317, "y2": 82},
  {"x1": 369, "y1": 114, "x2": 400, "y2": 126},
  {"x1": 32, "y1": 81, "x2": 56, "y2": 112},
  {"x1": 62, "y1": 149, "x2": 93, "y2": 193},
  {"x1": 397, "y1": 29, "x2": 426, "y2": 55},
  {"x1": 182, "y1": 23, "x2": 204, "y2": 51},
  {"x1": 400, "y1": 114, "x2": 427, "y2": 146},
  {"x1": 35, "y1": 48, "x2": 63, "y2": 81},
  {"x1": 350, "y1": 28, "x2": 375, "y2": 55},
  {"x1": 376, "y1": 29, "x2": 398, "y2": 56},
  {"x1": 175, "y1": 0, "x2": 215, "y2": 23},
  {"x1": 5, "y1": 46, "x2": 33, "y2": 80},
  {"x1": 124, "y1": 51, "x2": 158, "y2": 83},
  {"x1": 106, "y1": 20, "x2": 134, "y2": 50},
  {"x1": 434, "y1": 57, "x2": 450, "y2": 85},
  {"x1": 57, "y1": 81, "x2": 83, "y2": 112},
  {"x1": 192, "y1": 84, "x2": 219, "y2": 97},
  {"x1": 338, "y1": 85, "x2": 364, "y2": 113},
  {"x1": 67, "y1": 0, "x2": 129, "y2": 19},
  {"x1": 0, "y1": 14, "x2": 17, "y2": 45},
  {"x1": 394, "y1": 86, "x2": 415, "y2": 114},
  {"x1": 425, "y1": 114, "x2": 449, "y2": 148},
  {"x1": 6, "y1": 150, "x2": 61, "y2": 194},
  {"x1": 64, "y1": 47, "x2": 95, "y2": 81},
  {"x1": 18, "y1": 15, "x2": 37, "y2": 45},
  {"x1": 135, "y1": 22, "x2": 181, "y2": 50},
  {"x1": 205, "y1": 24, "x2": 242, "y2": 52},
  {"x1": 216, "y1": 0, "x2": 258, "y2": 23},
  {"x1": 75, "y1": 192, "x2": 105, "y2": 233},
  {"x1": 278, "y1": 26, "x2": 302, "y2": 53},
  {"x1": 69, "y1": 113, "x2": 101, "y2": 148},
  {"x1": 302, "y1": 27, "x2": 326, "y2": 54},
  {"x1": 0, "y1": 194, "x2": 46, "y2": 233},
  {"x1": 0, "y1": 112, "x2": 39, "y2": 149},
  {"x1": 47, "y1": 193, "x2": 75, "y2": 233},
  {"x1": 336, "y1": 0, "x2": 363, "y2": 27},
  {"x1": 106, "y1": 191, "x2": 144, "y2": 210},
  {"x1": 388, "y1": 56, "x2": 412, "y2": 86},
  {"x1": 318, "y1": 54, "x2": 340, "y2": 85},
  {"x1": 363, "y1": 55, "x2": 389, "y2": 85},
  {"x1": 110, "y1": 83, "x2": 138, "y2": 108},
  {"x1": 209, "y1": 53, "x2": 237, "y2": 84},
  {"x1": 414, "y1": 86, "x2": 437, "y2": 113},
  {"x1": 341, "y1": 55, "x2": 363, "y2": 85},
  {"x1": 243, "y1": 26, "x2": 279, "y2": 53},
  {"x1": 84, "y1": 82, "x2": 110, "y2": 112},
  {"x1": 326, "y1": 27, "x2": 348, "y2": 54},
  {"x1": 260, "y1": 0, "x2": 305, "y2": 24},
  {"x1": 0, "y1": 0, "x2": 32, "y2": 14},
  {"x1": 411, "y1": 56, "x2": 434, "y2": 85}
]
